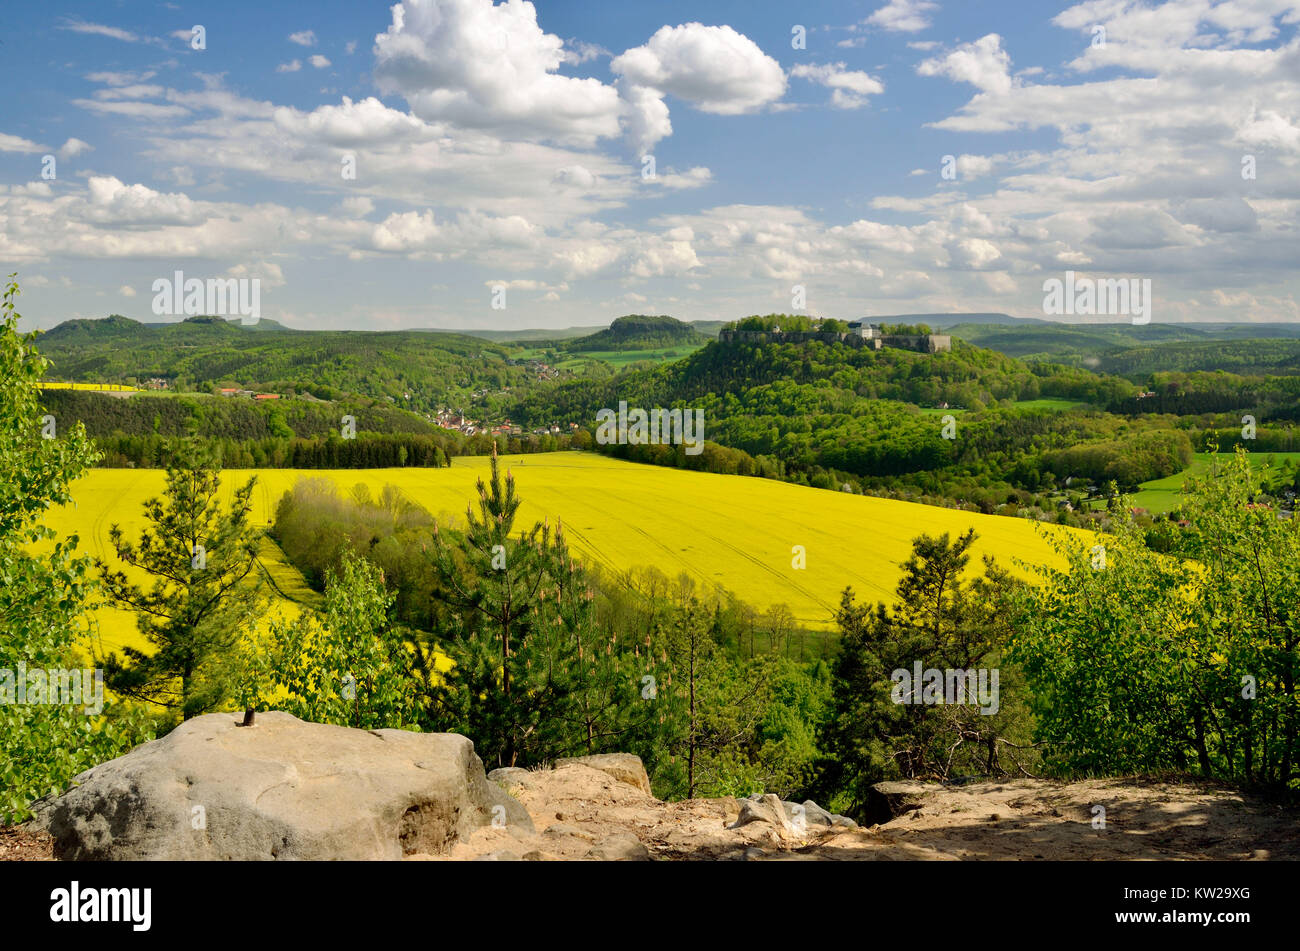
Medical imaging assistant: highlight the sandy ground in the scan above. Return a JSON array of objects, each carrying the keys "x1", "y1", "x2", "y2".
[
  {"x1": 432, "y1": 766, "x2": 1300, "y2": 861},
  {"x1": 0, "y1": 825, "x2": 53, "y2": 861}
]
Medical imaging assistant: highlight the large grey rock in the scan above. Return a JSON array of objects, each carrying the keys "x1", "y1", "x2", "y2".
[
  {"x1": 553, "y1": 754, "x2": 653, "y2": 797},
  {"x1": 779, "y1": 799, "x2": 832, "y2": 829},
  {"x1": 33, "y1": 711, "x2": 532, "y2": 860},
  {"x1": 772, "y1": 798, "x2": 859, "y2": 833},
  {"x1": 728, "y1": 794, "x2": 794, "y2": 835}
]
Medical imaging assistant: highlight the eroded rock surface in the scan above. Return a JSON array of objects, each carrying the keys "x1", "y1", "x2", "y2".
[{"x1": 33, "y1": 712, "x2": 530, "y2": 860}]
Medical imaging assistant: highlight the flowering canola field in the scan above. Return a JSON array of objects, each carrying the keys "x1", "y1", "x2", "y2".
[{"x1": 48, "y1": 452, "x2": 1081, "y2": 654}]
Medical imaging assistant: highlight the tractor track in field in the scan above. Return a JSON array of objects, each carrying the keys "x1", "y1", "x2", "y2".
[
  {"x1": 87, "y1": 486, "x2": 114, "y2": 562},
  {"x1": 555, "y1": 479, "x2": 835, "y2": 617},
  {"x1": 709, "y1": 532, "x2": 835, "y2": 616},
  {"x1": 253, "y1": 556, "x2": 313, "y2": 608},
  {"x1": 554, "y1": 478, "x2": 718, "y2": 586},
  {"x1": 554, "y1": 522, "x2": 622, "y2": 578},
  {"x1": 592, "y1": 477, "x2": 838, "y2": 616}
]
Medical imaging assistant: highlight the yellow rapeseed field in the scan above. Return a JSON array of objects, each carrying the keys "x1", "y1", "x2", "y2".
[
  {"x1": 44, "y1": 452, "x2": 1080, "y2": 655},
  {"x1": 38, "y1": 382, "x2": 139, "y2": 391}
]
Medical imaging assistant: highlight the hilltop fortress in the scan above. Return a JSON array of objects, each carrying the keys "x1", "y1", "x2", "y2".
[{"x1": 717, "y1": 320, "x2": 951, "y2": 354}]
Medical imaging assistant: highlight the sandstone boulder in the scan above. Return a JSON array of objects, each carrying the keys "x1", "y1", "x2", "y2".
[
  {"x1": 33, "y1": 711, "x2": 532, "y2": 860},
  {"x1": 488, "y1": 767, "x2": 532, "y2": 787},
  {"x1": 586, "y1": 832, "x2": 652, "y2": 861},
  {"x1": 728, "y1": 794, "x2": 794, "y2": 835},
  {"x1": 553, "y1": 754, "x2": 653, "y2": 796},
  {"x1": 768, "y1": 798, "x2": 859, "y2": 834}
]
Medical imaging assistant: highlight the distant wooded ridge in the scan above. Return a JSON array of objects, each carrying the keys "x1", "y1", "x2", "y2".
[{"x1": 40, "y1": 311, "x2": 1300, "y2": 342}]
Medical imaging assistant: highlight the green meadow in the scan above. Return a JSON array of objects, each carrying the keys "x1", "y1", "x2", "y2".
[{"x1": 1134, "y1": 451, "x2": 1300, "y2": 513}]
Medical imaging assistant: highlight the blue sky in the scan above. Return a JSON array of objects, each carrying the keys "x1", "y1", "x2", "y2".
[{"x1": 3, "y1": 0, "x2": 1298, "y2": 330}]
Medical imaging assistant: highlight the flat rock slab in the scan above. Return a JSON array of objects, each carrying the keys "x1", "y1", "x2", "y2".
[
  {"x1": 553, "y1": 754, "x2": 654, "y2": 797},
  {"x1": 33, "y1": 711, "x2": 531, "y2": 860}
]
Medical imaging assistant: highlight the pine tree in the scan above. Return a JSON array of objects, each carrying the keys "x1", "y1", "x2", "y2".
[
  {"x1": 97, "y1": 438, "x2": 265, "y2": 721},
  {"x1": 817, "y1": 530, "x2": 1019, "y2": 814},
  {"x1": 667, "y1": 598, "x2": 714, "y2": 797},
  {"x1": 653, "y1": 594, "x2": 774, "y2": 799},
  {"x1": 424, "y1": 444, "x2": 571, "y2": 767},
  {"x1": 549, "y1": 535, "x2": 666, "y2": 761}
]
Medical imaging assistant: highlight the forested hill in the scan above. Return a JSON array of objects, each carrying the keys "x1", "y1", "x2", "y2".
[
  {"x1": 36, "y1": 387, "x2": 482, "y2": 468},
  {"x1": 566, "y1": 314, "x2": 707, "y2": 351},
  {"x1": 39, "y1": 387, "x2": 438, "y2": 440},
  {"x1": 507, "y1": 330, "x2": 1135, "y2": 426},
  {"x1": 36, "y1": 315, "x2": 525, "y2": 411},
  {"x1": 500, "y1": 330, "x2": 1184, "y2": 499}
]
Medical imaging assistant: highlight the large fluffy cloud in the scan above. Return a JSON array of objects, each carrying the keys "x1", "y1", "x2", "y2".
[
  {"x1": 612, "y1": 23, "x2": 786, "y2": 152},
  {"x1": 373, "y1": 0, "x2": 622, "y2": 146},
  {"x1": 79, "y1": 176, "x2": 201, "y2": 227},
  {"x1": 271, "y1": 96, "x2": 432, "y2": 147},
  {"x1": 612, "y1": 23, "x2": 786, "y2": 115}
]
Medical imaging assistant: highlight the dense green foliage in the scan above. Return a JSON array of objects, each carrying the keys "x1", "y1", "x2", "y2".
[
  {"x1": 815, "y1": 531, "x2": 1033, "y2": 816},
  {"x1": 37, "y1": 315, "x2": 529, "y2": 413},
  {"x1": 1040, "y1": 429, "x2": 1194, "y2": 486},
  {"x1": 241, "y1": 550, "x2": 420, "y2": 729},
  {"x1": 0, "y1": 278, "x2": 154, "y2": 823},
  {"x1": 1011, "y1": 451, "x2": 1300, "y2": 787},
  {"x1": 38, "y1": 389, "x2": 589, "y2": 468},
  {"x1": 265, "y1": 460, "x2": 833, "y2": 795},
  {"x1": 950, "y1": 320, "x2": 1300, "y2": 374},
  {"x1": 41, "y1": 388, "x2": 440, "y2": 439},
  {"x1": 1114, "y1": 371, "x2": 1300, "y2": 420}
]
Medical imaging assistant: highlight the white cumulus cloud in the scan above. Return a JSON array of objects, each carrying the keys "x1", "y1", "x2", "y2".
[
  {"x1": 612, "y1": 23, "x2": 786, "y2": 116},
  {"x1": 867, "y1": 0, "x2": 939, "y2": 33},
  {"x1": 373, "y1": 0, "x2": 622, "y2": 146},
  {"x1": 917, "y1": 34, "x2": 1014, "y2": 95},
  {"x1": 790, "y1": 63, "x2": 884, "y2": 109}
]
